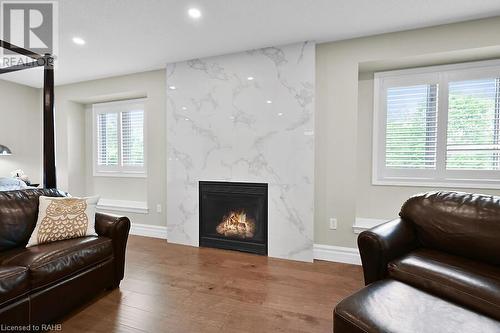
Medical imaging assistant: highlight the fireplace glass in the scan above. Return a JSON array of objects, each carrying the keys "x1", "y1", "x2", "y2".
[{"x1": 199, "y1": 181, "x2": 268, "y2": 255}]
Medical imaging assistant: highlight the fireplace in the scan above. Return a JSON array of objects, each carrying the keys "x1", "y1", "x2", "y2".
[{"x1": 199, "y1": 181, "x2": 268, "y2": 255}]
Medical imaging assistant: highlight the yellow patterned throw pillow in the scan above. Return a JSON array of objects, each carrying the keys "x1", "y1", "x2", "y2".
[{"x1": 27, "y1": 196, "x2": 100, "y2": 247}]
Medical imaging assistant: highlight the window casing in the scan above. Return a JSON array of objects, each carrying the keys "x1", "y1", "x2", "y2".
[
  {"x1": 373, "y1": 60, "x2": 500, "y2": 189},
  {"x1": 93, "y1": 99, "x2": 146, "y2": 177}
]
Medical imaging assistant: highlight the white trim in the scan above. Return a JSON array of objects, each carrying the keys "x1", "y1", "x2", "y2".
[
  {"x1": 313, "y1": 244, "x2": 361, "y2": 265},
  {"x1": 93, "y1": 98, "x2": 147, "y2": 109},
  {"x1": 129, "y1": 223, "x2": 167, "y2": 239},
  {"x1": 374, "y1": 59, "x2": 500, "y2": 78},
  {"x1": 372, "y1": 73, "x2": 381, "y2": 187},
  {"x1": 372, "y1": 179, "x2": 500, "y2": 189},
  {"x1": 353, "y1": 217, "x2": 388, "y2": 234},
  {"x1": 93, "y1": 171, "x2": 147, "y2": 178},
  {"x1": 97, "y1": 199, "x2": 149, "y2": 214}
]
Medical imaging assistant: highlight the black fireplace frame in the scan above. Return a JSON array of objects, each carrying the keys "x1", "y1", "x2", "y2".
[{"x1": 199, "y1": 181, "x2": 268, "y2": 255}]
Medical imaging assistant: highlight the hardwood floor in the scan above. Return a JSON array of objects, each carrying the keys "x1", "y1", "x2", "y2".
[{"x1": 57, "y1": 236, "x2": 364, "y2": 333}]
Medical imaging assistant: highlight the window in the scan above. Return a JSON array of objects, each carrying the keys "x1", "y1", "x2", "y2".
[
  {"x1": 93, "y1": 99, "x2": 146, "y2": 177},
  {"x1": 373, "y1": 60, "x2": 500, "y2": 188}
]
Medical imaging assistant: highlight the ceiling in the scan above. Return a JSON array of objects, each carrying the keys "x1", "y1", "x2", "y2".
[{"x1": 2, "y1": 0, "x2": 500, "y2": 88}]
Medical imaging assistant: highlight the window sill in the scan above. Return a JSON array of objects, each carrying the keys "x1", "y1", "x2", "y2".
[
  {"x1": 353, "y1": 218, "x2": 389, "y2": 234},
  {"x1": 97, "y1": 199, "x2": 149, "y2": 214},
  {"x1": 373, "y1": 179, "x2": 500, "y2": 190}
]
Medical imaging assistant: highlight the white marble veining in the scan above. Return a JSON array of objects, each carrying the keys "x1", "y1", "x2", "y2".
[{"x1": 166, "y1": 42, "x2": 315, "y2": 262}]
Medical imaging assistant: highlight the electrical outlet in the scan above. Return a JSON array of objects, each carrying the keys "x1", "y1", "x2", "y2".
[
  {"x1": 156, "y1": 204, "x2": 162, "y2": 213},
  {"x1": 329, "y1": 217, "x2": 338, "y2": 230}
]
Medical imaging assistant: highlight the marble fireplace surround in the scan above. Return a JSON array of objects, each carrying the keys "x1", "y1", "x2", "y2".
[{"x1": 166, "y1": 42, "x2": 315, "y2": 262}]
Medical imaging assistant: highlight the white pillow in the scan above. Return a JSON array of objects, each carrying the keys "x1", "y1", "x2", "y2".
[
  {"x1": 27, "y1": 196, "x2": 100, "y2": 247},
  {"x1": 0, "y1": 177, "x2": 27, "y2": 191}
]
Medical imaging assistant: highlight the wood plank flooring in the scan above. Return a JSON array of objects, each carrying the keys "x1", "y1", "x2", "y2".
[{"x1": 56, "y1": 236, "x2": 364, "y2": 333}]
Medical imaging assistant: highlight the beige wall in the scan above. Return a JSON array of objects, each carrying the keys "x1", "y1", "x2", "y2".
[
  {"x1": 50, "y1": 16, "x2": 500, "y2": 241},
  {"x1": 55, "y1": 70, "x2": 166, "y2": 226},
  {"x1": 0, "y1": 80, "x2": 42, "y2": 183},
  {"x1": 315, "y1": 17, "x2": 500, "y2": 248}
]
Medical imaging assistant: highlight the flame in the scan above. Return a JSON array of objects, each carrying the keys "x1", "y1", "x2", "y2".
[{"x1": 216, "y1": 209, "x2": 256, "y2": 239}]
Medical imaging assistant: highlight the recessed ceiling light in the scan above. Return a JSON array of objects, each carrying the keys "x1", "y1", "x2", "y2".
[
  {"x1": 72, "y1": 37, "x2": 86, "y2": 45},
  {"x1": 169, "y1": 86, "x2": 177, "y2": 90},
  {"x1": 266, "y1": 100, "x2": 273, "y2": 104},
  {"x1": 188, "y1": 8, "x2": 202, "y2": 19},
  {"x1": 247, "y1": 76, "x2": 254, "y2": 81}
]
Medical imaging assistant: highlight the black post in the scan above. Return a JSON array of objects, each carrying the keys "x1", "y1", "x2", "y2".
[{"x1": 43, "y1": 55, "x2": 56, "y2": 188}]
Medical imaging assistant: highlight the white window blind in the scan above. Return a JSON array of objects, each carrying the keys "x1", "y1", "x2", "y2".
[
  {"x1": 93, "y1": 99, "x2": 146, "y2": 176},
  {"x1": 374, "y1": 60, "x2": 500, "y2": 188},
  {"x1": 122, "y1": 110, "x2": 145, "y2": 167},
  {"x1": 446, "y1": 78, "x2": 500, "y2": 171},
  {"x1": 97, "y1": 113, "x2": 118, "y2": 166},
  {"x1": 385, "y1": 84, "x2": 438, "y2": 169}
]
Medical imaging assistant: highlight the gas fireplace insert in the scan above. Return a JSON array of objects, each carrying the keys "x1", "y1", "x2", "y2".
[{"x1": 199, "y1": 181, "x2": 268, "y2": 255}]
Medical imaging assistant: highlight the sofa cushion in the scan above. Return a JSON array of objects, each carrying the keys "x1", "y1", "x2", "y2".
[
  {"x1": 400, "y1": 191, "x2": 500, "y2": 265},
  {"x1": 0, "y1": 236, "x2": 112, "y2": 290},
  {"x1": 27, "y1": 196, "x2": 99, "y2": 247},
  {"x1": 388, "y1": 249, "x2": 500, "y2": 321},
  {"x1": 334, "y1": 280, "x2": 500, "y2": 333},
  {"x1": 0, "y1": 189, "x2": 65, "y2": 251},
  {"x1": 0, "y1": 266, "x2": 29, "y2": 305}
]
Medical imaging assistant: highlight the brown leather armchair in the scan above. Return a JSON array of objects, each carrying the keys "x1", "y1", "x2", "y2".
[
  {"x1": 334, "y1": 191, "x2": 500, "y2": 333},
  {"x1": 0, "y1": 189, "x2": 130, "y2": 330}
]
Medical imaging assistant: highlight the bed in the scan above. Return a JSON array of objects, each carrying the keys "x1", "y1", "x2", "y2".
[{"x1": 0, "y1": 177, "x2": 29, "y2": 191}]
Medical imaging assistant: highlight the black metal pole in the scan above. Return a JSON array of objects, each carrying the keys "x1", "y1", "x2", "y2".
[
  {"x1": 43, "y1": 55, "x2": 56, "y2": 188},
  {"x1": 0, "y1": 60, "x2": 45, "y2": 74},
  {"x1": 0, "y1": 39, "x2": 42, "y2": 60}
]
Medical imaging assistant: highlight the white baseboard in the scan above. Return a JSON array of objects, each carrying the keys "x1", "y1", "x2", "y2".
[
  {"x1": 97, "y1": 199, "x2": 149, "y2": 215},
  {"x1": 313, "y1": 244, "x2": 361, "y2": 265},
  {"x1": 129, "y1": 223, "x2": 167, "y2": 239},
  {"x1": 353, "y1": 217, "x2": 388, "y2": 234}
]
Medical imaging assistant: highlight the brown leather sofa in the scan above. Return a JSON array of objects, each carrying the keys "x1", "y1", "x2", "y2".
[
  {"x1": 334, "y1": 191, "x2": 500, "y2": 333},
  {"x1": 0, "y1": 189, "x2": 130, "y2": 330}
]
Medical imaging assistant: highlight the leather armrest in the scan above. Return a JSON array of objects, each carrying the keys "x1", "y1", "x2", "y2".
[
  {"x1": 357, "y1": 218, "x2": 417, "y2": 285},
  {"x1": 95, "y1": 212, "x2": 130, "y2": 285}
]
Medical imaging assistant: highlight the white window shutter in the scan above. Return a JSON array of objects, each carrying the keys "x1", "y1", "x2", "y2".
[
  {"x1": 97, "y1": 112, "x2": 119, "y2": 166},
  {"x1": 93, "y1": 98, "x2": 146, "y2": 176},
  {"x1": 446, "y1": 78, "x2": 500, "y2": 171},
  {"x1": 373, "y1": 60, "x2": 500, "y2": 188},
  {"x1": 121, "y1": 110, "x2": 145, "y2": 167},
  {"x1": 385, "y1": 84, "x2": 438, "y2": 169}
]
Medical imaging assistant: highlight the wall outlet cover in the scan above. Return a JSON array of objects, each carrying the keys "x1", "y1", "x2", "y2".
[{"x1": 329, "y1": 218, "x2": 338, "y2": 230}]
